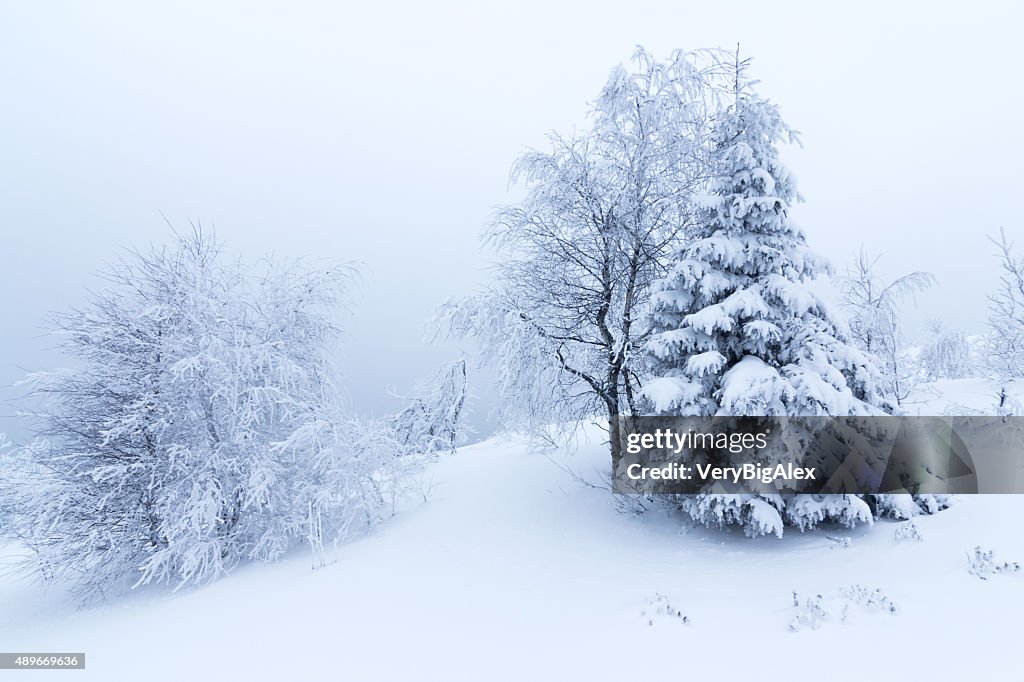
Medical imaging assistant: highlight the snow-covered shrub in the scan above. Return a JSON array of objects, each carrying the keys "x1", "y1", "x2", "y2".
[
  {"x1": 788, "y1": 592, "x2": 829, "y2": 631},
  {"x1": 390, "y1": 359, "x2": 469, "y2": 455},
  {"x1": 893, "y1": 520, "x2": 923, "y2": 542},
  {"x1": 281, "y1": 413, "x2": 411, "y2": 570},
  {"x1": 788, "y1": 586, "x2": 897, "y2": 632},
  {"x1": 838, "y1": 585, "x2": 899, "y2": 617},
  {"x1": 1, "y1": 230, "x2": 405, "y2": 603},
  {"x1": 920, "y1": 321, "x2": 972, "y2": 380},
  {"x1": 825, "y1": 535, "x2": 853, "y2": 549},
  {"x1": 966, "y1": 546, "x2": 1020, "y2": 580},
  {"x1": 640, "y1": 593, "x2": 689, "y2": 627}
]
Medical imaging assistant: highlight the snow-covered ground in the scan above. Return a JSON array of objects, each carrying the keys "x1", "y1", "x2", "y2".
[{"x1": 2, "y1": 379, "x2": 1022, "y2": 681}]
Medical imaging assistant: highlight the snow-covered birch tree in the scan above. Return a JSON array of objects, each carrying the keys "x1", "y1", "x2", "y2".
[
  {"x1": 838, "y1": 249, "x2": 935, "y2": 405},
  {"x1": 439, "y1": 47, "x2": 732, "y2": 465}
]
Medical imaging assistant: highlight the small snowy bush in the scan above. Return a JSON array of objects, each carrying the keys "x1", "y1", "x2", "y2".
[
  {"x1": 920, "y1": 321, "x2": 973, "y2": 380},
  {"x1": 825, "y1": 535, "x2": 853, "y2": 549},
  {"x1": 966, "y1": 546, "x2": 1020, "y2": 580},
  {"x1": 390, "y1": 359, "x2": 470, "y2": 455},
  {"x1": 788, "y1": 586, "x2": 897, "y2": 632},
  {"x1": 641, "y1": 593, "x2": 689, "y2": 627},
  {"x1": 893, "y1": 520, "x2": 924, "y2": 542}
]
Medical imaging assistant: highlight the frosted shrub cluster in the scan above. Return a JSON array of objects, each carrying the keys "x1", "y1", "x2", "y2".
[
  {"x1": 920, "y1": 321, "x2": 973, "y2": 381},
  {"x1": 893, "y1": 520, "x2": 924, "y2": 542},
  {"x1": 825, "y1": 535, "x2": 853, "y2": 549},
  {"x1": 390, "y1": 359, "x2": 469, "y2": 456},
  {"x1": 640, "y1": 593, "x2": 689, "y2": 627},
  {"x1": 1, "y1": 231, "x2": 410, "y2": 603},
  {"x1": 966, "y1": 546, "x2": 1020, "y2": 580},
  {"x1": 788, "y1": 586, "x2": 897, "y2": 632}
]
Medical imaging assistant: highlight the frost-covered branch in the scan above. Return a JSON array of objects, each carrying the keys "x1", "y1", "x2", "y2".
[{"x1": 987, "y1": 228, "x2": 1024, "y2": 381}]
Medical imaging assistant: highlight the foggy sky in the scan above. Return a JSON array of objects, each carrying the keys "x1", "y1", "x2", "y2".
[{"x1": 2, "y1": 0, "x2": 1021, "y2": 441}]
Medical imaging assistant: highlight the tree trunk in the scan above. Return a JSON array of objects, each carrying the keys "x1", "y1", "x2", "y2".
[{"x1": 607, "y1": 400, "x2": 622, "y2": 486}]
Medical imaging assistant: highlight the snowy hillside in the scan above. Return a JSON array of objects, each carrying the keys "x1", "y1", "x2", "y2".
[
  {"x1": 2, "y1": 380, "x2": 1022, "y2": 681},
  {"x1": 3, "y1": 9, "x2": 1023, "y2": 681}
]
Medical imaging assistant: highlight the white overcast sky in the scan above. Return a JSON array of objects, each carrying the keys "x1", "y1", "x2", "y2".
[{"x1": 1, "y1": 1, "x2": 1021, "y2": 438}]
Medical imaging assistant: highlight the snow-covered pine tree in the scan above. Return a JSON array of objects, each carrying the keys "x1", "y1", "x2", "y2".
[{"x1": 642, "y1": 57, "x2": 896, "y2": 536}]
